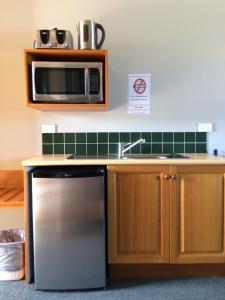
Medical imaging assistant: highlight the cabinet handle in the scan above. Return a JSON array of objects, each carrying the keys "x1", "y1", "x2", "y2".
[
  {"x1": 171, "y1": 174, "x2": 178, "y2": 180},
  {"x1": 163, "y1": 174, "x2": 171, "y2": 180}
]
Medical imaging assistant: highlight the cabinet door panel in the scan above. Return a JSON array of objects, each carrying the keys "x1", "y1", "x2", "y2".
[
  {"x1": 108, "y1": 166, "x2": 170, "y2": 264},
  {"x1": 171, "y1": 166, "x2": 225, "y2": 263},
  {"x1": 117, "y1": 173, "x2": 160, "y2": 254}
]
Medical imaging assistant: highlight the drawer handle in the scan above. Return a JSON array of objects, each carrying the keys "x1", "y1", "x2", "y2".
[
  {"x1": 163, "y1": 174, "x2": 171, "y2": 180},
  {"x1": 171, "y1": 174, "x2": 178, "y2": 180}
]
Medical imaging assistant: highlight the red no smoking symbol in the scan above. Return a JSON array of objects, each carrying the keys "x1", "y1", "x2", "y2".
[{"x1": 133, "y1": 78, "x2": 146, "y2": 94}]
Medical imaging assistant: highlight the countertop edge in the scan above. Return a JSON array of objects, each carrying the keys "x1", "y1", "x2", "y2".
[{"x1": 22, "y1": 154, "x2": 225, "y2": 167}]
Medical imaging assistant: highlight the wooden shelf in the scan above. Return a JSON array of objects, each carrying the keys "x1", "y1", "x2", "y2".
[
  {"x1": 0, "y1": 188, "x2": 24, "y2": 208},
  {"x1": 24, "y1": 49, "x2": 108, "y2": 111},
  {"x1": 0, "y1": 171, "x2": 24, "y2": 208},
  {"x1": 26, "y1": 102, "x2": 107, "y2": 111}
]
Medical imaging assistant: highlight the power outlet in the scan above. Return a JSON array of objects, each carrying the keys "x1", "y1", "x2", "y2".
[
  {"x1": 197, "y1": 123, "x2": 213, "y2": 132},
  {"x1": 42, "y1": 124, "x2": 57, "y2": 133}
]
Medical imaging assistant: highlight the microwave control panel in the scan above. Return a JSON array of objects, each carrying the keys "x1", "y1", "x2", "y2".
[{"x1": 89, "y1": 68, "x2": 100, "y2": 95}]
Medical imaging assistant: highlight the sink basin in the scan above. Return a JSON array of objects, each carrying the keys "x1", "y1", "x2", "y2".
[
  {"x1": 122, "y1": 154, "x2": 168, "y2": 159},
  {"x1": 121, "y1": 154, "x2": 167, "y2": 159},
  {"x1": 66, "y1": 153, "x2": 189, "y2": 160},
  {"x1": 122, "y1": 153, "x2": 189, "y2": 159}
]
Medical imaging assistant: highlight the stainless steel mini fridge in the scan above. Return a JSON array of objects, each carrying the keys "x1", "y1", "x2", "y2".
[{"x1": 31, "y1": 166, "x2": 106, "y2": 290}]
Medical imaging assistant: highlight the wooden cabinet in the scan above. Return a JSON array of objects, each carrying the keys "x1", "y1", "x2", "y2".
[
  {"x1": 108, "y1": 165, "x2": 225, "y2": 265},
  {"x1": 170, "y1": 165, "x2": 225, "y2": 264},
  {"x1": 24, "y1": 49, "x2": 108, "y2": 111},
  {"x1": 108, "y1": 165, "x2": 170, "y2": 264}
]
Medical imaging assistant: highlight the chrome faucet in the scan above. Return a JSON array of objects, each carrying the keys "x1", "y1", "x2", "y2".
[{"x1": 118, "y1": 138, "x2": 145, "y2": 158}]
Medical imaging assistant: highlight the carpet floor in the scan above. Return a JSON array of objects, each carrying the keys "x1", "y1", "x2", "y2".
[{"x1": 1, "y1": 277, "x2": 225, "y2": 300}]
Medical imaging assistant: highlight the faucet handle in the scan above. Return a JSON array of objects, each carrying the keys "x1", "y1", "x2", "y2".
[
  {"x1": 118, "y1": 142, "x2": 131, "y2": 148},
  {"x1": 123, "y1": 142, "x2": 131, "y2": 147}
]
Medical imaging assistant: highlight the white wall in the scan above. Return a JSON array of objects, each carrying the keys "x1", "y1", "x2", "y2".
[
  {"x1": 0, "y1": 1, "x2": 40, "y2": 169},
  {"x1": 0, "y1": 208, "x2": 24, "y2": 230},
  {"x1": 1, "y1": 0, "x2": 225, "y2": 170}
]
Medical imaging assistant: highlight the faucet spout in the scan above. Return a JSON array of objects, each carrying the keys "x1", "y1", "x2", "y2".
[{"x1": 118, "y1": 138, "x2": 145, "y2": 158}]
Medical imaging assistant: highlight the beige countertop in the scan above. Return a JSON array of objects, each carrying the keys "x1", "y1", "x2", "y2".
[{"x1": 22, "y1": 154, "x2": 225, "y2": 167}]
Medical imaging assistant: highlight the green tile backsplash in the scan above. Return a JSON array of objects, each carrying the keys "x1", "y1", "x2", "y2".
[
  {"x1": 65, "y1": 133, "x2": 75, "y2": 143},
  {"x1": 109, "y1": 132, "x2": 119, "y2": 143},
  {"x1": 42, "y1": 132, "x2": 207, "y2": 155},
  {"x1": 87, "y1": 133, "x2": 97, "y2": 143}
]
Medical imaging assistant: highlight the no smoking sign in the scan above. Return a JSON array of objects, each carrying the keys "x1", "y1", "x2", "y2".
[
  {"x1": 128, "y1": 74, "x2": 151, "y2": 114},
  {"x1": 133, "y1": 78, "x2": 147, "y2": 94}
]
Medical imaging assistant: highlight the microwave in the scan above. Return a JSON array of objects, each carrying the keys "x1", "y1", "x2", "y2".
[{"x1": 32, "y1": 61, "x2": 103, "y2": 103}]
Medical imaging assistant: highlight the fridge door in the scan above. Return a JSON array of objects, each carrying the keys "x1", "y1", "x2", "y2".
[{"x1": 32, "y1": 168, "x2": 106, "y2": 290}]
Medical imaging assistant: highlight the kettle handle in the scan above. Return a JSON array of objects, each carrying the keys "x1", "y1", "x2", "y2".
[{"x1": 95, "y1": 23, "x2": 105, "y2": 49}]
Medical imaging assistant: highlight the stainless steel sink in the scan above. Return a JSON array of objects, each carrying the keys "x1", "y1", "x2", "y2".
[
  {"x1": 122, "y1": 153, "x2": 189, "y2": 160},
  {"x1": 66, "y1": 153, "x2": 189, "y2": 160},
  {"x1": 122, "y1": 154, "x2": 168, "y2": 159}
]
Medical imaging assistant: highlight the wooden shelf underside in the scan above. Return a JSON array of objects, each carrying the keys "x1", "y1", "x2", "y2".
[
  {"x1": 27, "y1": 102, "x2": 108, "y2": 111},
  {"x1": 0, "y1": 188, "x2": 24, "y2": 208},
  {"x1": 0, "y1": 171, "x2": 24, "y2": 208}
]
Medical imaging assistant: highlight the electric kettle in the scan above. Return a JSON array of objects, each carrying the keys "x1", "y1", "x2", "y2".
[{"x1": 77, "y1": 20, "x2": 105, "y2": 50}]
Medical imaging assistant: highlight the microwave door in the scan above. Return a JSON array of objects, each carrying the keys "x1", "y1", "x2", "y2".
[{"x1": 33, "y1": 67, "x2": 86, "y2": 102}]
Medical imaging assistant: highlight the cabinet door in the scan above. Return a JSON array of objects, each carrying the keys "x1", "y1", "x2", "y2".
[
  {"x1": 108, "y1": 165, "x2": 170, "y2": 264},
  {"x1": 170, "y1": 165, "x2": 225, "y2": 263}
]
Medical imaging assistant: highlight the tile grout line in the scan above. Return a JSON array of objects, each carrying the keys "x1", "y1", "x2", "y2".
[
  {"x1": 74, "y1": 132, "x2": 77, "y2": 154},
  {"x1": 75, "y1": 132, "x2": 76, "y2": 155},
  {"x1": 97, "y1": 132, "x2": 99, "y2": 156},
  {"x1": 139, "y1": 132, "x2": 141, "y2": 154},
  {"x1": 108, "y1": 132, "x2": 110, "y2": 155},
  {"x1": 150, "y1": 132, "x2": 152, "y2": 154},
  {"x1": 85, "y1": 132, "x2": 87, "y2": 155},
  {"x1": 52, "y1": 133, "x2": 55, "y2": 155},
  {"x1": 63, "y1": 133, "x2": 65, "y2": 155},
  {"x1": 129, "y1": 132, "x2": 131, "y2": 154},
  {"x1": 173, "y1": 132, "x2": 175, "y2": 153},
  {"x1": 194, "y1": 132, "x2": 196, "y2": 154}
]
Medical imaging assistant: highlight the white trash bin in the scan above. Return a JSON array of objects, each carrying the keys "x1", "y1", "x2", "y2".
[{"x1": 0, "y1": 229, "x2": 25, "y2": 280}]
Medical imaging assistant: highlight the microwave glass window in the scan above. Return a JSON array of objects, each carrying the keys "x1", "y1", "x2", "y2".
[{"x1": 35, "y1": 68, "x2": 85, "y2": 94}]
